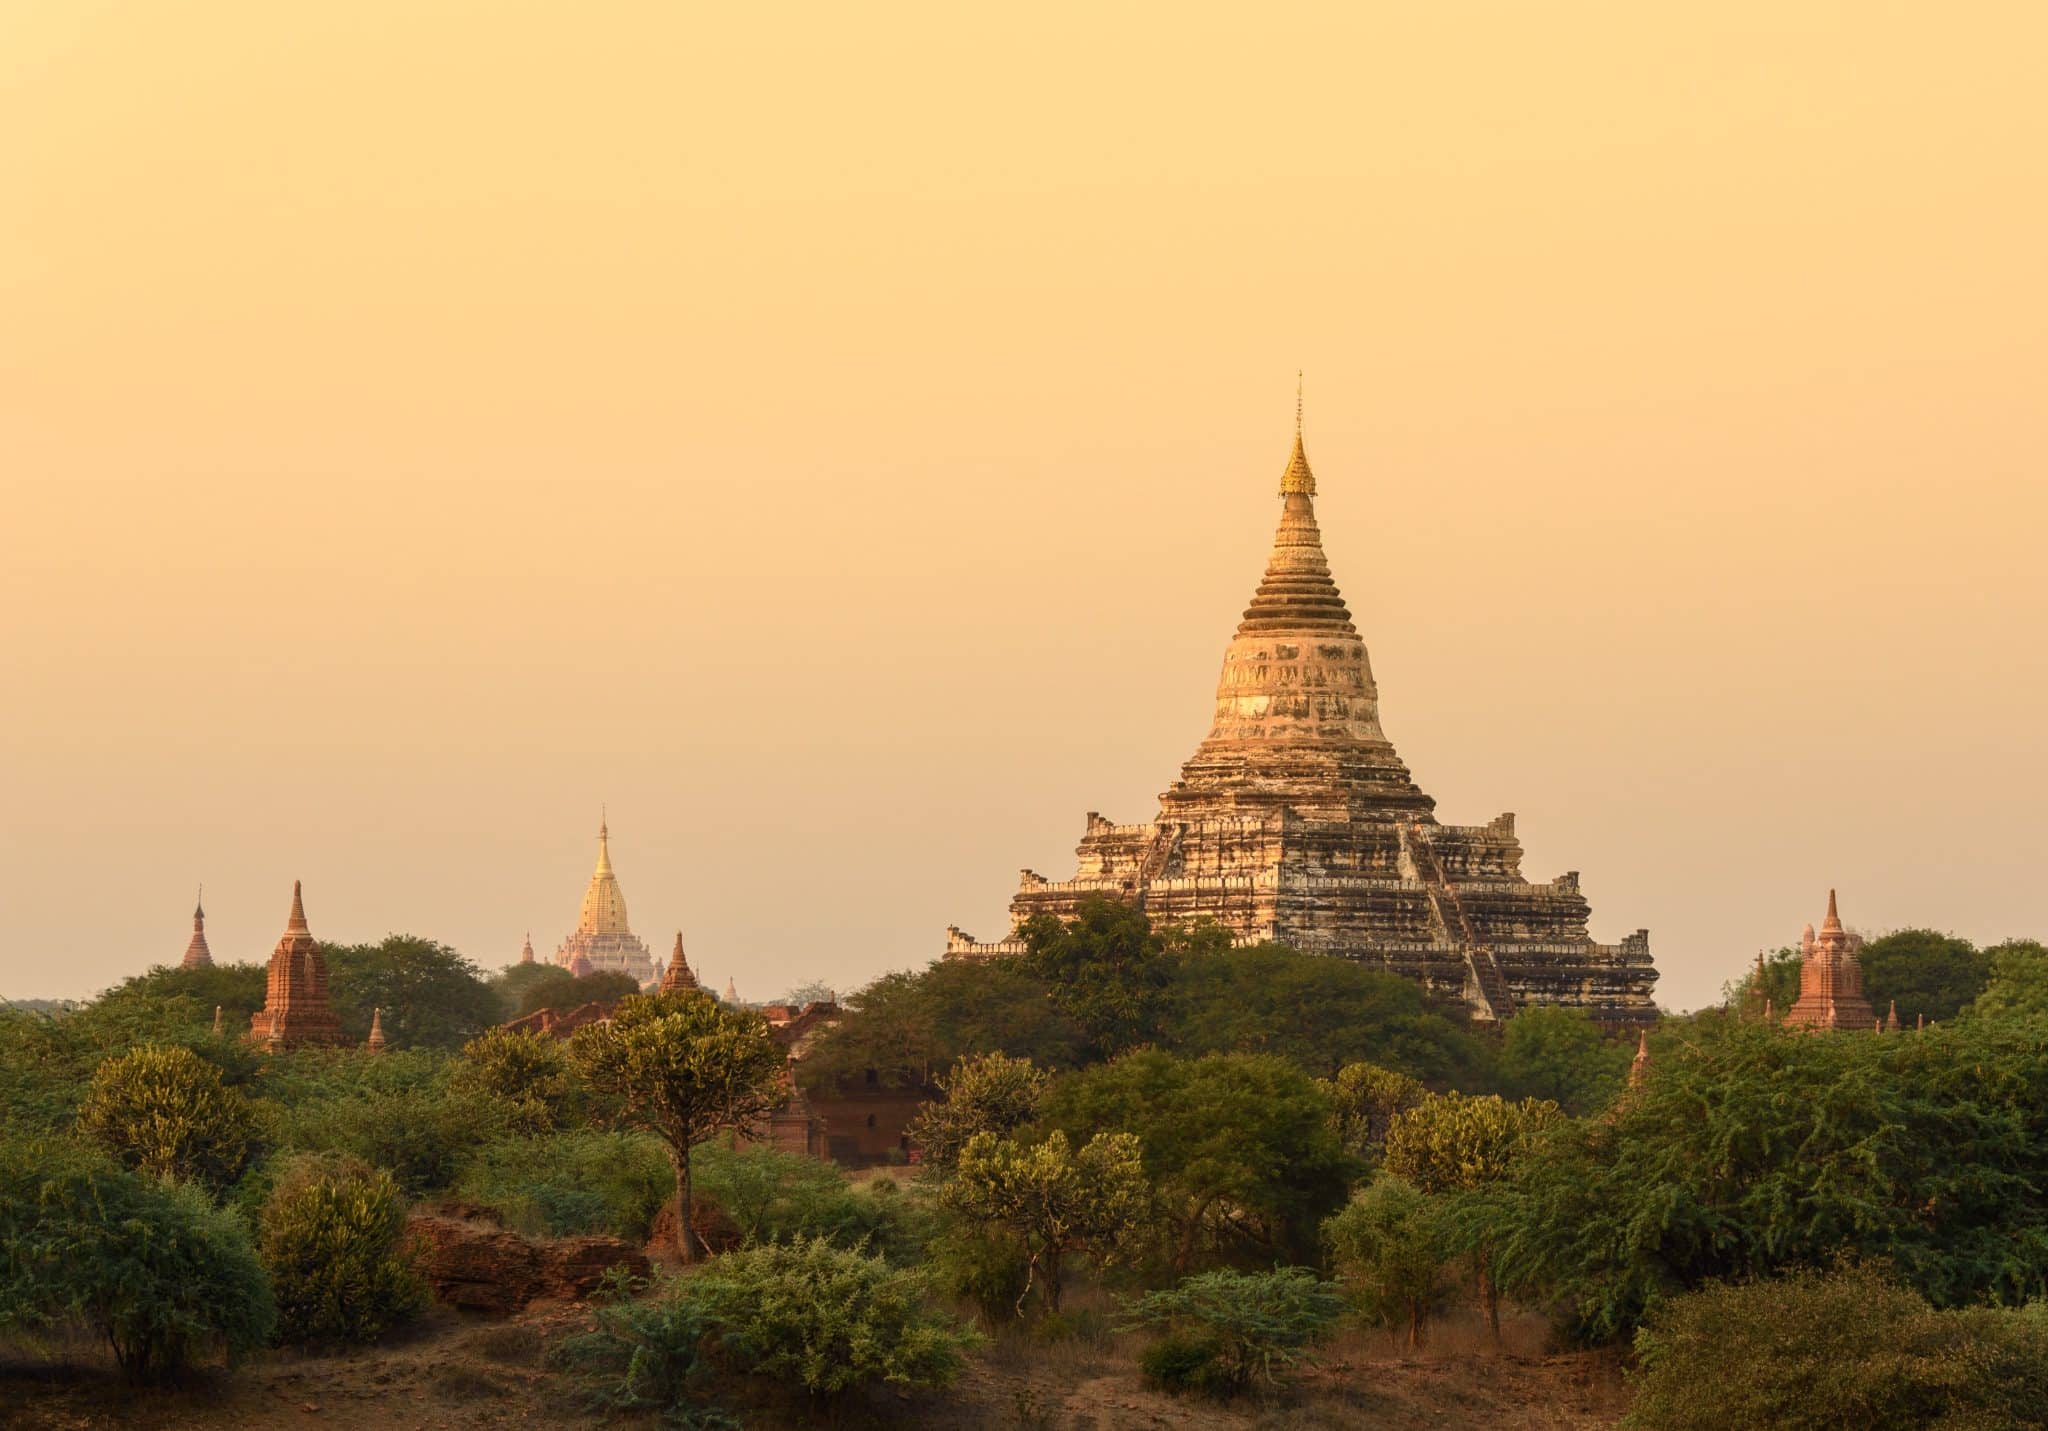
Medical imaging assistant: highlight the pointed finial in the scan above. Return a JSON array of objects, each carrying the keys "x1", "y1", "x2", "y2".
[
  {"x1": 286, "y1": 880, "x2": 309, "y2": 932},
  {"x1": 1295, "y1": 370, "x2": 1304, "y2": 436},
  {"x1": 212, "y1": 1005, "x2": 223, "y2": 1036},
  {"x1": 367, "y1": 1006, "x2": 387, "y2": 1052},
  {"x1": 195, "y1": 884, "x2": 205, "y2": 921},
  {"x1": 1764, "y1": 996, "x2": 1774, "y2": 1020}
]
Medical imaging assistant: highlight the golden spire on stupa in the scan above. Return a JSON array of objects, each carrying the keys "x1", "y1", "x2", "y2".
[
  {"x1": 577, "y1": 809, "x2": 632, "y2": 937},
  {"x1": 1279, "y1": 370, "x2": 1315, "y2": 496}
]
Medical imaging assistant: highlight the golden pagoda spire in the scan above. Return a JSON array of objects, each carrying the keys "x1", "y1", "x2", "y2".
[{"x1": 1279, "y1": 373, "x2": 1315, "y2": 496}]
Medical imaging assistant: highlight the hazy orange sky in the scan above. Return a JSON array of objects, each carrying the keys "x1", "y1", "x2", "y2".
[{"x1": 3, "y1": 3, "x2": 2044, "y2": 1012}]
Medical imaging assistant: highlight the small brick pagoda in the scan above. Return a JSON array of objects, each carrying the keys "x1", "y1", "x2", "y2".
[
  {"x1": 947, "y1": 408, "x2": 1658, "y2": 1025},
  {"x1": 553, "y1": 814, "x2": 655, "y2": 984},
  {"x1": 249, "y1": 881, "x2": 347, "y2": 1049},
  {"x1": 659, "y1": 932, "x2": 700, "y2": 994},
  {"x1": 1782, "y1": 889, "x2": 1877, "y2": 1031},
  {"x1": 179, "y1": 888, "x2": 213, "y2": 970}
]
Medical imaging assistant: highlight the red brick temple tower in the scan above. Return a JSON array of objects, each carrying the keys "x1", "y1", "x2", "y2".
[
  {"x1": 179, "y1": 888, "x2": 214, "y2": 970},
  {"x1": 249, "y1": 881, "x2": 347, "y2": 1049},
  {"x1": 659, "y1": 932, "x2": 701, "y2": 994},
  {"x1": 1782, "y1": 890, "x2": 1877, "y2": 1032}
]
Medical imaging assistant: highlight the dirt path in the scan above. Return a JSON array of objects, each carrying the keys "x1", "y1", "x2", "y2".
[{"x1": 4, "y1": 1307, "x2": 1627, "y2": 1430}]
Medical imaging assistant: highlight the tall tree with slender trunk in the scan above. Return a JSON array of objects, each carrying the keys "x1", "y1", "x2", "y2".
[{"x1": 570, "y1": 990, "x2": 785, "y2": 1262}]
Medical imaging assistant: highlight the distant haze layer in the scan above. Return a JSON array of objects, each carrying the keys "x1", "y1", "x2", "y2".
[{"x1": 2, "y1": 2, "x2": 2044, "y2": 1011}]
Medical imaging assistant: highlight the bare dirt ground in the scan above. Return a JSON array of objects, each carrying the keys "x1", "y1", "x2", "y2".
[{"x1": 3, "y1": 1306, "x2": 1627, "y2": 1430}]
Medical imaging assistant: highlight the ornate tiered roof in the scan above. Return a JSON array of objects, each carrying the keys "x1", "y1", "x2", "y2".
[
  {"x1": 553, "y1": 814, "x2": 655, "y2": 983},
  {"x1": 947, "y1": 403, "x2": 1658, "y2": 1024}
]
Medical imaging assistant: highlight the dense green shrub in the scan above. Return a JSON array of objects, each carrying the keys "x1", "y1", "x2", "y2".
[
  {"x1": 454, "y1": 1130, "x2": 674, "y2": 1239},
  {"x1": 690, "y1": 1237, "x2": 980, "y2": 1395},
  {"x1": 1321, "y1": 1061, "x2": 1424, "y2": 1163},
  {"x1": 551, "y1": 1271, "x2": 734, "y2": 1428},
  {"x1": 1484, "y1": 1020, "x2": 2048, "y2": 1342},
  {"x1": 1117, "y1": 1267, "x2": 1344, "y2": 1394},
  {"x1": 0, "y1": 995, "x2": 255, "y2": 1137},
  {"x1": 1325, "y1": 1177, "x2": 1454, "y2": 1345},
  {"x1": 452, "y1": 1026, "x2": 574, "y2": 1132},
  {"x1": 908, "y1": 1051, "x2": 1048, "y2": 1168},
  {"x1": 1042, "y1": 1049, "x2": 1353, "y2": 1268},
  {"x1": 926, "y1": 1220, "x2": 1032, "y2": 1325},
  {"x1": 258, "y1": 1153, "x2": 426, "y2": 1345},
  {"x1": 1625, "y1": 1264, "x2": 2048, "y2": 1430},
  {"x1": 276, "y1": 1078, "x2": 512, "y2": 1196},
  {"x1": 1139, "y1": 1331, "x2": 1230, "y2": 1397},
  {"x1": 0, "y1": 1138, "x2": 275, "y2": 1381},
  {"x1": 75, "y1": 1043, "x2": 259, "y2": 1193},
  {"x1": 688, "y1": 1141, "x2": 929, "y2": 1261}
]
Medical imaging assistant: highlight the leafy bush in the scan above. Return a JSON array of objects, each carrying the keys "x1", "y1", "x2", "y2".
[
  {"x1": 258, "y1": 1153, "x2": 426, "y2": 1345},
  {"x1": 1139, "y1": 1331, "x2": 1230, "y2": 1397},
  {"x1": 1625, "y1": 1264, "x2": 2048, "y2": 1430},
  {"x1": 1321, "y1": 1061, "x2": 1424, "y2": 1162},
  {"x1": 926, "y1": 1220, "x2": 1032, "y2": 1326},
  {"x1": 75, "y1": 1043, "x2": 258, "y2": 1193},
  {"x1": 1483, "y1": 1019, "x2": 2048, "y2": 1342},
  {"x1": 1325, "y1": 1177, "x2": 1454, "y2": 1345},
  {"x1": 0, "y1": 996, "x2": 255, "y2": 1138},
  {"x1": 909, "y1": 1052, "x2": 1048, "y2": 1168},
  {"x1": 453, "y1": 1026, "x2": 574, "y2": 1132},
  {"x1": 688, "y1": 1141, "x2": 928, "y2": 1261},
  {"x1": 1041, "y1": 1049, "x2": 1353, "y2": 1267},
  {"x1": 0, "y1": 1137, "x2": 275, "y2": 1381},
  {"x1": 454, "y1": 1130, "x2": 674, "y2": 1239},
  {"x1": 1117, "y1": 1267, "x2": 1344, "y2": 1394},
  {"x1": 551, "y1": 1270, "x2": 735, "y2": 1429},
  {"x1": 276, "y1": 1078, "x2": 512, "y2": 1196},
  {"x1": 690, "y1": 1237, "x2": 980, "y2": 1395}
]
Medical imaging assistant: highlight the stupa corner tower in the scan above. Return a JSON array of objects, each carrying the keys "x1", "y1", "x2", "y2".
[{"x1": 946, "y1": 410, "x2": 1659, "y2": 1025}]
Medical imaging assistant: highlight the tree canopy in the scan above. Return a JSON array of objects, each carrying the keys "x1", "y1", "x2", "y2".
[
  {"x1": 318, "y1": 936, "x2": 502, "y2": 1050},
  {"x1": 1041, "y1": 1049, "x2": 1354, "y2": 1266}
]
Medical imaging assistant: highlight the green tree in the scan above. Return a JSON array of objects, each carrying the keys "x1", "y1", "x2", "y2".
[
  {"x1": 1496, "y1": 1006, "x2": 1633, "y2": 1114},
  {"x1": 1325, "y1": 1177, "x2": 1455, "y2": 1346},
  {"x1": 0, "y1": 1138, "x2": 275, "y2": 1381},
  {"x1": 259, "y1": 1153, "x2": 427, "y2": 1344},
  {"x1": 322, "y1": 935, "x2": 503, "y2": 1050},
  {"x1": 454, "y1": 1026, "x2": 573, "y2": 1132},
  {"x1": 1725, "y1": 946, "x2": 1801, "y2": 1015},
  {"x1": 1321, "y1": 1061, "x2": 1424, "y2": 1163},
  {"x1": 1858, "y1": 929, "x2": 1990, "y2": 1025},
  {"x1": 908, "y1": 1052, "x2": 1049, "y2": 1169},
  {"x1": 1966, "y1": 939, "x2": 2048, "y2": 1022},
  {"x1": 1383, "y1": 1091, "x2": 1560, "y2": 1334},
  {"x1": 76, "y1": 1043, "x2": 258, "y2": 1193},
  {"x1": 1483, "y1": 1019, "x2": 2048, "y2": 1343},
  {"x1": 797, "y1": 959, "x2": 1086, "y2": 1093},
  {"x1": 1041, "y1": 1049, "x2": 1353, "y2": 1267},
  {"x1": 941, "y1": 1129, "x2": 1148, "y2": 1312},
  {"x1": 570, "y1": 990, "x2": 787, "y2": 1263},
  {"x1": 1016, "y1": 896, "x2": 1186, "y2": 1058},
  {"x1": 1167, "y1": 944, "x2": 1487, "y2": 1083},
  {"x1": 93, "y1": 963, "x2": 270, "y2": 1033}
]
